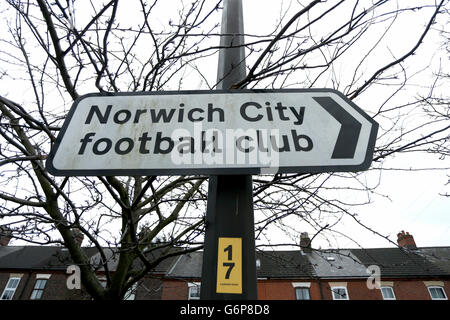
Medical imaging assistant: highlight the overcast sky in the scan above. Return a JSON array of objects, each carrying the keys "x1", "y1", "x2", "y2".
[
  {"x1": 242, "y1": 0, "x2": 450, "y2": 249},
  {"x1": 1, "y1": 0, "x2": 449, "y2": 250}
]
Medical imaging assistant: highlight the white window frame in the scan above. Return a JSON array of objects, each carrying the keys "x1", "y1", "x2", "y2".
[
  {"x1": 124, "y1": 283, "x2": 137, "y2": 300},
  {"x1": 29, "y1": 274, "x2": 51, "y2": 300},
  {"x1": 380, "y1": 286, "x2": 396, "y2": 300},
  {"x1": 1, "y1": 277, "x2": 21, "y2": 300},
  {"x1": 292, "y1": 282, "x2": 311, "y2": 300},
  {"x1": 98, "y1": 276, "x2": 107, "y2": 288},
  {"x1": 294, "y1": 287, "x2": 311, "y2": 300},
  {"x1": 331, "y1": 286, "x2": 349, "y2": 300},
  {"x1": 188, "y1": 282, "x2": 201, "y2": 300},
  {"x1": 427, "y1": 286, "x2": 448, "y2": 300},
  {"x1": 30, "y1": 279, "x2": 48, "y2": 300}
]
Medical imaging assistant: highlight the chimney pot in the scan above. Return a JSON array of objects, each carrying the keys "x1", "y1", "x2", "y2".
[
  {"x1": 0, "y1": 226, "x2": 13, "y2": 246},
  {"x1": 300, "y1": 232, "x2": 312, "y2": 253},
  {"x1": 72, "y1": 228, "x2": 84, "y2": 246},
  {"x1": 397, "y1": 230, "x2": 417, "y2": 250}
]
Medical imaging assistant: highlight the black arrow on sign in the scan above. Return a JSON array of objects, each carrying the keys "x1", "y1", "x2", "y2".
[{"x1": 313, "y1": 96, "x2": 362, "y2": 159}]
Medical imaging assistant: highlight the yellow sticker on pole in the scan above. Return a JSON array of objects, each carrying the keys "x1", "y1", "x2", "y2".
[{"x1": 216, "y1": 237, "x2": 242, "y2": 294}]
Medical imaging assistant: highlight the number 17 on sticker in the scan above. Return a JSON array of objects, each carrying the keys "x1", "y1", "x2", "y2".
[{"x1": 216, "y1": 237, "x2": 242, "y2": 294}]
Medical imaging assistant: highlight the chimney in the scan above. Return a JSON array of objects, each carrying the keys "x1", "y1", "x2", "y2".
[
  {"x1": 300, "y1": 232, "x2": 312, "y2": 253},
  {"x1": 72, "y1": 228, "x2": 84, "y2": 247},
  {"x1": 0, "y1": 226, "x2": 13, "y2": 246},
  {"x1": 397, "y1": 230, "x2": 417, "y2": 250}
]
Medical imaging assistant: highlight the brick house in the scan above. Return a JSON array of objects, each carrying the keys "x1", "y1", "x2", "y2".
[
  {"x1": 0, "y1": 246, "x2": 97, "y2": 300},
  {"x1": 0, "y1": 230, "x2": 449, "y2": 300}
]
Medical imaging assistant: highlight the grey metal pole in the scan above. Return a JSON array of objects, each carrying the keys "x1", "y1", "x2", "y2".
[
  {"x1": 216, "y1": 0, "x2": 246, "y2": 90},
  {"x1": 200, "y1": 0, "x2": 257, "y2": 300}
]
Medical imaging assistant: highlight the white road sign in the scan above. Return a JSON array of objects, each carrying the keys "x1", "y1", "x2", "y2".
[{"x1": 46, "y1": 89, "x2": 378, "y2": 176}]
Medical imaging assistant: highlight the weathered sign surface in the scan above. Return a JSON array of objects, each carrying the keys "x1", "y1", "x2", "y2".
[{"x1": 46, "y1": 89, "x2": 378, "y2": 176}]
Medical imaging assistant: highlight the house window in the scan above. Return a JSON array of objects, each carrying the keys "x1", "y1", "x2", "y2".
[
  {"x1": 256, "y1": 258, "x2": 261, "y2": 269},
  {"x1": 188, "y1": 282, "x2": 201, "y2": 300},
  {"x1": 381, "y1": 286, "x2": 396, "y2": 300},
  {"x1": 331, "y1": 287, "x2": 349, "y2": 300},
  {"x1": 124, "y1": 283, "x2": 137, "y2": 300},
  {"x1": 295, "y1": 287, "x2": 311, "y2": 300},
  {"x1": 98, "y1": 277, "x2": 107, "y2": 288},
  {"x1": 30, "y1": 279, "x2": 48, "y2": 300},
  {"x1": 428, "y1": 286, "x2": 447, "y2": 300},
  {"x1": 1, "y1": 277, "x2": 21, "y2": 300}
]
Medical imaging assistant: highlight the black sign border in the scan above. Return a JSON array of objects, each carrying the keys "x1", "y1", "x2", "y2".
[{"x1": 46, "y1": 88, "x2": 378, "y2": 176}]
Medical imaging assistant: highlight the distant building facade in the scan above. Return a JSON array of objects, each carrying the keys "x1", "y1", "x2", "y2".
[{"x1": 0, "y1": 230, "x2": 449, "y2": 300}]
